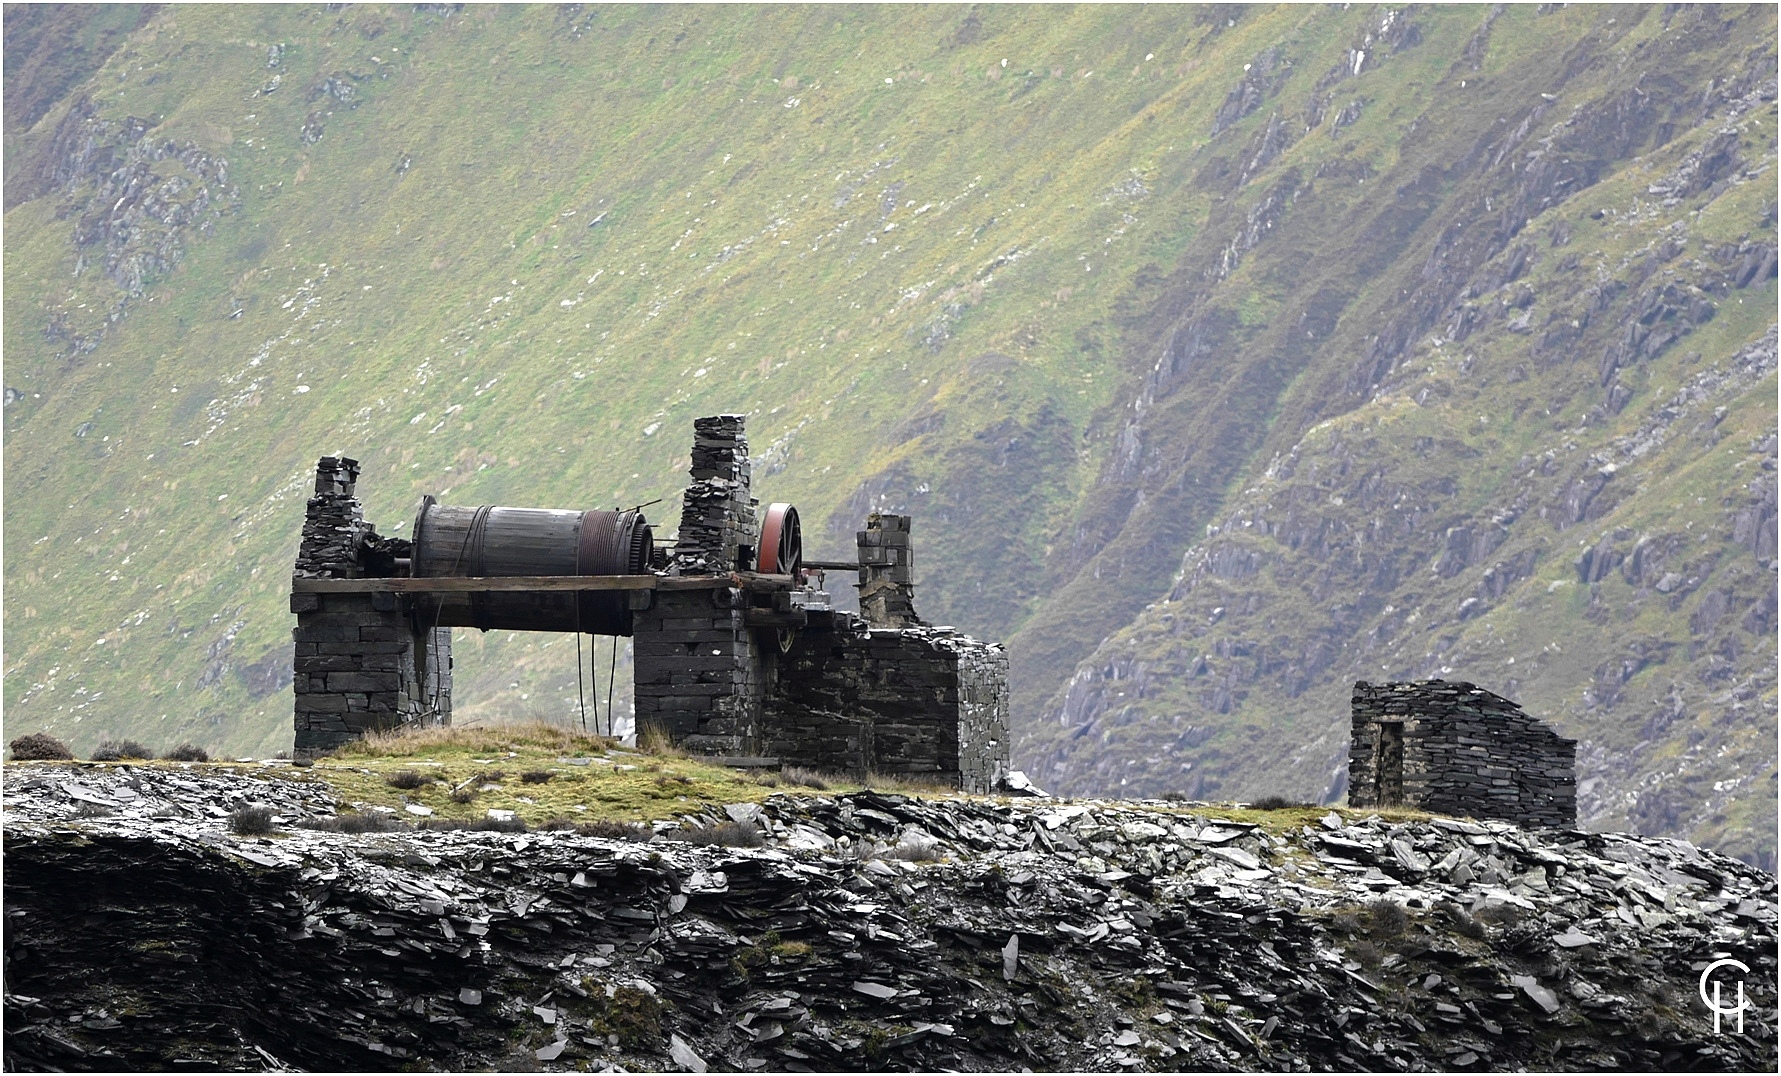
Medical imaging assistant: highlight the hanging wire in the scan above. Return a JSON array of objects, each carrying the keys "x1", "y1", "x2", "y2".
[
  {"x1": 575, "y1": 632, "x2": 588, "y2": 734},
  {"x1": 589, "y1": 636, "x2": 602, "y2": 739},
  {"x1": 606, "y1": 635, "x2": 619, "y2": 741}
]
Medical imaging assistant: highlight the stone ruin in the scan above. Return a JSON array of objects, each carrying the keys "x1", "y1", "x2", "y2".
[
  {"x1": 1346, "y1": 679, "x2": 1577, "y2": 827},
  {"x1": 289, "y1": 416, "x2": 1011, "y2": 792}
]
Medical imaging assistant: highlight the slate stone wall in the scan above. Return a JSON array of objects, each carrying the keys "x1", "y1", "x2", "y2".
[
  {"x1": 632, "y1": 587, "x2": 767, "y2": 756},
  {"x1": 1348, "y1": 680, "x2": 1576, "y2": 827},
  {"x1": 857, "y1": 514, "x2": 918, "y2": 627},
  {"x1": 635, "y1": 414, "x2": 770, "y2": 754},
  {"x1": 291, "y1": 458, "x2": 450, "y2": 760},
  {"x1": 762, "y1": 613, "x2": 1008, "y2": 793}
]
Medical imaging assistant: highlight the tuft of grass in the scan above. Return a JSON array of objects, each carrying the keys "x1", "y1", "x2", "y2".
[
  {"x1": 1367, "y1": 899, "x2": 1409, "y2": 936},
  {"x1": 339, "y1": 721, "x2": 617, "y2": 759},
  {"x1": 671, "y1": 820, "x2": 765, "y2": 848},
  {"x1": 780, "y1": 766, "x2": 832, "y2": 791},
  {"x1": 636, "y1": 722, "x2": 685, "y2": 759},
  {"x1": 1247, "y1": 794, "x2": 1314, "y2": 810},
  {"x1": 229, "y1": 805, "x2": 275, "y2": 835},
  {"x1": 384, "y1": 769, "x2": 430, "y2": 790},
  {"x1": 881, "y1": 835, "x2": 943, "y2": 862},
  {"x1": 575, "y1": 819, "x2": 654, "y2": 841},
  {"x1": 863, "y1": 771, "x2": 960, "y2": 795},
  {"x1": 304, "y1": 811, "x2": 405, "y2": 834}
]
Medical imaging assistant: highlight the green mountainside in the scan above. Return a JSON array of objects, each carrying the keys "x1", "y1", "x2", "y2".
[{"x1": 5, "y1": 5, "x2": 1774, "y2": 864}]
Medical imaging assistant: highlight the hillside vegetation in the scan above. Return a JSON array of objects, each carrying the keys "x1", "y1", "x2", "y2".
[{"x1": 4, "y1": 5, "x2": 1774, "y2": 865}]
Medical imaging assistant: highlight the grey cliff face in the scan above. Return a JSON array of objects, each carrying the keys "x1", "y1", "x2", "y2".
[{"x1": 3, "y1": 761, "x2": 1775, "y2": 1072}]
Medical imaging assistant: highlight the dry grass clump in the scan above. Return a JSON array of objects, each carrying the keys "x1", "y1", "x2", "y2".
[
  {"x1": 780, "y1": 766, "x2": 832, "y2": 790},
  {"x1": 636, "y1": 722, "x2": 686, "y2": 758},
  {"x1": 1248, "y1": 794, "x2": 1314, "y2": 810},
  {"x1": 338, "y1": 720, "x2": 615, "y2": 759},
  {"x1": 417, "y1": 816, "x2": 528, "y2": 834},
  {"x1": 881, "y1": 835, "x2": 943, "y2": 862},
  {"x1": 384, "y1": 769, "x2": 430, "y2": 790},
  {"x1": 1367, "y1": 899, "x2": 1409, "y2": 936},
  {"x1": 671, "y1": 820, "x2": 765, "y2": 848},
  {"x1": 90, "y1": 739, "x2": 155, "y2": 761},
  {"x1": 448, "y1": 785, "x2": 479, "y2": 804},
  {"x1": 160, "y1": 743, "x2": 209, "y2": 762},
  {"x1": 229, "y1": 805, "x2": 276, "y2": 835},
  {"x1": 575, "y1": 819, "x2": 654, "y2": 841},
  {"x1": 863, "y1": 771, "x2": 958, "y2": 795},
  {"x1": 304, "y1": 811, "x2": 406, "y2": 834},
  {"x1": 9, "y1": 733, "x2": 74, "y2": 761}
]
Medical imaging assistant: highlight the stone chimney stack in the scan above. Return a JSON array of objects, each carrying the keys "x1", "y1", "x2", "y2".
[{"x1": 856, "y1": 513, "x2": 919, "y2": 628}]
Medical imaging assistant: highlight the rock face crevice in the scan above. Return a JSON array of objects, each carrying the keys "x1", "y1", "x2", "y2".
[{"x1": 4, "y1": 763, "x2": 1775, "y2": 1072}]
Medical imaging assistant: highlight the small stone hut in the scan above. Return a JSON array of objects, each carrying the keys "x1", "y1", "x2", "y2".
[{"x1": 1347, "y1": 680, "x2": 1576, "y2": 827}]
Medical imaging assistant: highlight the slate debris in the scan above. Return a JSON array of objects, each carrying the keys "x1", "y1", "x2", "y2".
[{"x1": 4, "y1": 763, "x2": 1775, "y2": 1072}]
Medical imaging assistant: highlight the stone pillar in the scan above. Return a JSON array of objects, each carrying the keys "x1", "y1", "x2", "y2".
[
  {"x1": 857, "y1": 513, "x2": 919, "y2": 628},
  {"x1": 634, "y1": 416, "x2": 768, "y2": 754},
  {"x1": 291, "y1": 457, "x2": 450, "y2": 759}
]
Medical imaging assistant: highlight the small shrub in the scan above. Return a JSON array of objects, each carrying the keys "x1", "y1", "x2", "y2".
[
  {"x1": 90, "y1": 739, "x2": 155, "y2": 762},
  {"x1": 881, "y1": 835, "x2": 942, "y2": 862},
  {"x1": 8, "y1": 733, "x2": 74, "y2": 761},
  {"x1": 482, "y1": 770, "x2": 507, "y2": 783},
  {"x1": 1474, "y1": 901, "x2": 1524, "y2": 928},
  {"x1": 1160, "y1": 789, "x2": 1193, "y2": 802},
  {"x1": 385, "y1": 769, "x2": 429, "y2": 790},
  {"x1": 1350, "y1": 940, "x2": 1384, "y2": 969},
  {"x1": 672, "y1": 820, "x2": 765, "y2": 848},
  {"x1": 229, "y1": 805, "x2": 276, "y2": 835},
  {"x1": 577, "y1": 819, "x2": 653, "y2": 841},
  {"x1": 780, "y1": 766, "x2": 830, "y2": 791},
  {"x1": 1440, "y1": 902, "x2": 1488, "y2": 939},
  {"x1": 160, "y1": 743, "x2": 210, "y2": 763},
  {"x1": 654, "y1": 772, "x2": 693, "y2": 789},
  {"x1": 752, "y1": 772, "x2": 782, "y2": 787},
  {"x1": 448, "y1": 785, "x2": 479, "y2": 804},
  {"x1": 417, "y1": 816, "x2": 529, "y2": 833},
  {"x1": 1367, "y1": 899, "x2": 1408, "y2": 936},
  {"x1": 539, "y1": 817, "x2": 579, "y2": 831},
  {"x1": 1329, "y1": 909, "x2": 1363, "y2": 936},
  {"x1": 519, "y1": 770, "x2": 553, "y2": 784},
  {"x1": 305, "y1": 811, "x2": 405, "y2": 834},
  {"x1": 1249, "y1": 794, "x2": 1313, "y2": 810}
]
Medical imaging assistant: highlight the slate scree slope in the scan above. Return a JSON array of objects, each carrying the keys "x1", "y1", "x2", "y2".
[{"x1": 290, "y1": 415, "x2": 1011, "y2": 791}]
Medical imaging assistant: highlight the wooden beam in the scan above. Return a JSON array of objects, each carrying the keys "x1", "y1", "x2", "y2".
[
  {"x1": 290, "y1": 571, "x2": 802, "y2": 595},
  {"x1": 292, "y1": 575, "x2": 656, "y2": 594}
]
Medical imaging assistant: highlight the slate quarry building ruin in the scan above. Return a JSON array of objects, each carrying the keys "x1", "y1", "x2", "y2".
[
  {"x1": 289, "y1": 416, "x2": 1011, "y2": 791},
  {"x1": 1347, "y1": 679, "x2": 1577, "y2": 827}
]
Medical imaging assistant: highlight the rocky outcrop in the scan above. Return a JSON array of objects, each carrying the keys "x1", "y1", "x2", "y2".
[{"x1": 4, "y1": 762, "x2": 1775, "y2": 1072}]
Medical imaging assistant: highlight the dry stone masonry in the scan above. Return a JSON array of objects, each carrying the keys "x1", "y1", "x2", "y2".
[
  {"x1": 289, "y1": 418, "x2": 1010, "y2": 790},
  {"x1": 1348, "y1": 680, "x2": 1577, "y2": 827},
  {"x1": 291, "y1": 458, "x2": 449, "y2": 760}
]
